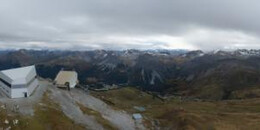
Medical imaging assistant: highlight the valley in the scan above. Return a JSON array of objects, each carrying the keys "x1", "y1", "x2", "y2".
[
  {"x1": 0, "y1": 49, "x2": 260, "y2": 129},
  {"x1": 1, "y1": 0, "x2": 260, "y2": 129},
  {"x1": 0, "y1": 49, "x2": 259, "y2": 100}
]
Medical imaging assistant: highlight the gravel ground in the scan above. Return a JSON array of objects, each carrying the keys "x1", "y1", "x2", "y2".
[
  {"x1": 48, "y1": 86, "x2": 104, "y2": 130},
  {"x1": 48, "y1": 86, "x2": 146, "y2": 130},
  {"x1": 69, "y1": 88, "x2": 145, "y2": 130}
]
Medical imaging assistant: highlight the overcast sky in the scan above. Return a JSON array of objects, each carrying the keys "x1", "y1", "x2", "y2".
[{"x1": 0, "y1": 0, "x2": 260, "y2": 50}]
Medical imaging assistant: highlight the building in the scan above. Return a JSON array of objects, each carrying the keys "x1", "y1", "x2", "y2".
[
  {"x1": 0, "y1": 65, "x2": 39, "y2": 98},
  {"x1": 54, "y1": 70, "x2": 78, "y2": 89}
]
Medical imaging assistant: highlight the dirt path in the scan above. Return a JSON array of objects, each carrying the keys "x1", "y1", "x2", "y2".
[
  {"x1": 69, "y1": 89, "x2": 144, "y2": 130},
  {"x1": 49, "y1": 86, "x2": 145, "y2": 130},
  {"x1": 48, "y1": 86, "x2": 104, "y2": 130}
]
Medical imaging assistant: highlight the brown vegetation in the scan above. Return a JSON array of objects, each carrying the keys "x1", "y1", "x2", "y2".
[{"x1": 91, "y1": 87, "x2": 260, "y2": 130}]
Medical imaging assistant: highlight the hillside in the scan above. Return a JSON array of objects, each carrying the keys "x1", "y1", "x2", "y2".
[
  {"x1": 91, "y1": 87, "x2": 260, "y2": 130},
  {"x1": 0, "y1": 49, "x2": 259, "y2": 100},
  {"x1": 0, "y1": 79, "x2": 142, "y2": 130},
  {"x1": 2, "y1": 79, "x2": 260, "y2": 129}
]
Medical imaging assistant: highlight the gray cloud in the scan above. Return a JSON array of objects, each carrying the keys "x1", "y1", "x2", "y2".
[{"x1": 0, "y1": 0, "x2": 260, "y2": 50}]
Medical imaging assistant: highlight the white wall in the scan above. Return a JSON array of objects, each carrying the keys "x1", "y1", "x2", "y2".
[
  {"x1": 0, "y1": 82, "x2": 11, "y2": 97},
  {"x1": 10, "y1": 67, "x2": 39, "y2": 98},
  {"x1": 11, "y1": 87, "x2": 27, "y2": 98},
  {"x1": 0, "y1": 66, "x2": 39, "y2": 98},
  {"x1": 11, "y1": 78, "x2": 39, "y2": 98},
  {"x1": 27, "y1": 78, "x2": 39, "y2": 96},
  {"x1": 69, "y1": 73, "x2": 78, "y2": 88},
  {"x1": 26, "y1": 67, "x2": 37, "y2": 83},
  {"x1": 0, "y1": 72, "x2": 12, "y2": 83},
  {"x1": 0, "y1": 72, "x2": 12, "y2": 97}
]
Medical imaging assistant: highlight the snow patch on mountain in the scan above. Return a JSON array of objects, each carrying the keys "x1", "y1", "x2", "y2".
[{"x1": 150, "y1": 70, "x2": 163, "y2": 85}]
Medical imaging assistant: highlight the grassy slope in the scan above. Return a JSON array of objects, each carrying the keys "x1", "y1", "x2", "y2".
[
  {"x1": 91, "y1": 87, "x2": 260, "y2": 130},
  {"x1": 0, "y1": 91, "x2": 85, "y2": 130}
]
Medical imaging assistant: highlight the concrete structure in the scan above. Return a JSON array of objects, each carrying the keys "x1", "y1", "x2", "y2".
[
  {"x1": 0, "y1": 65, "x2": 39, "y2": 98},
  {"x1": 54, "y1": 70, "x2": 78, "y2": 89},
  {"x1": 132, "y1": 113, "x2": 143, "y2": 120}
]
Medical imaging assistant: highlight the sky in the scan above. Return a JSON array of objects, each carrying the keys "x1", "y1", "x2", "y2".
[{"x1": 0, "y1": 0, "x2": 260, "y2": 51}]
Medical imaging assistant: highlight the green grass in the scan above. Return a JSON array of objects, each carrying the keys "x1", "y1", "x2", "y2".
[
  {"x1": 91, "y1": 87, "x2": 260, "y2": 130},
  {"x1": 230, "y1": 87, "x2": 260, "y2": 99},
  {"x1": 91, "y1": 87, "x2": 162, "y2": 112}
]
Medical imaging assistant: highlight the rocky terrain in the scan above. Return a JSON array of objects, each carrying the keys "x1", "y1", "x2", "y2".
[{"x1": 0, "y1": 49, "x2": 259, "y2": 100}]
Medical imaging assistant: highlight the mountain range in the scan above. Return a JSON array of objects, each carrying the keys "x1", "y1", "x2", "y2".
[{"x1": 0, "y1": 49, "x2": 259, "y2": 100}]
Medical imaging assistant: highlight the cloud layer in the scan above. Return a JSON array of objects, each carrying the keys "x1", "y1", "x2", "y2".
[{"x1": 0, "y1": 0, "x2": 260, "y2": 50}]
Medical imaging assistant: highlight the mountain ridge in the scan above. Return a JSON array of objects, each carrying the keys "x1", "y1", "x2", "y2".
[{"x1": 0, "y1": 49, "x2": 259, "y2": 100}]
